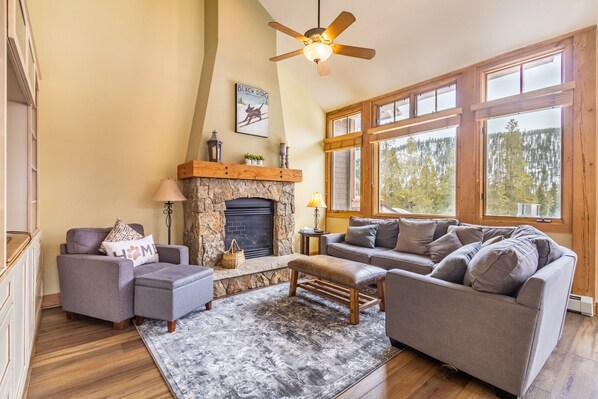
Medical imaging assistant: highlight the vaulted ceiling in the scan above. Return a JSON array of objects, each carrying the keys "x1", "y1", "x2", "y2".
[{"x1": 259, "y1": 0, "x2": 598, "y2": 112}]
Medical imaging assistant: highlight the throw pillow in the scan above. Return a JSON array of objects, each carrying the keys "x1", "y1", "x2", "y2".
[
  {"x1": 464, "y1": 237, "x2": 539, "y2": 296},
  {"x1": 103, "y1": 234, "x2": 159, "y2": 267},
  {"x1": 349, "y1": 217, "x2": 399, "y2": 248},
  {"x1": 531, "y1": 237, "x2": 563, "y2": 269},
  {"x1": 431, "y1": 242, "x2": 482, "y2": 284},
  {"x1": 426, "y1": 231, "x2": 463, "y2": 263},
  {"x1": 448, "y1": 225, "x2": 483, "y2": 245},
  {"x1": 511, "y1": 224, "x2": 562, "y2": 268},
  {"x1": 481, "y1": 235, "x2": 504, "y2": 247},
  {"x1": 99, "y1": 218, "x2": 143, "y2": 254},
  {"x1": 345, "y1": 225, "x2": 378, "y2": 249},
  {"x1": 395, "y1": 219, "x2": 437, "y2": 255}
]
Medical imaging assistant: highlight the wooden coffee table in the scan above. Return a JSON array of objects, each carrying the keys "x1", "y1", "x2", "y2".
[{"x1": 288, "y1": 255, "x2": 386, "y2": 325}]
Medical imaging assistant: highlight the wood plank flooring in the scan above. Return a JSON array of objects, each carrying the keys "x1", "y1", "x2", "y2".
[{"x1": 27, "y1": 308, "x2": 597, "y2": 398}]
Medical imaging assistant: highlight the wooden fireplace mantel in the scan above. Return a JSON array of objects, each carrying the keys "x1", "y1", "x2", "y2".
[{"x1": 177, "y1": 160, "x2": 303, "y2": 183}]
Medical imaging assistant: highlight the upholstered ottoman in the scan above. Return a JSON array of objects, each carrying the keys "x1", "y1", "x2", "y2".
[
  {"x1": 288, "y1": 255, "x2": 386, "y2": 325},
  {"x1": 134, "y1": 265, "x2": 213, "y2": 333}
]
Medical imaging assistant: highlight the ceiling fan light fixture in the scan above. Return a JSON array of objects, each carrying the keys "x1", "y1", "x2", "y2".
[{"x1": 303, "y1": 42, "x2": 333, "y2": 63}]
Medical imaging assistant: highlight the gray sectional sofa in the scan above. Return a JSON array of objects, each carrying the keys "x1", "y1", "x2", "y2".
[{"x1": 319, "y1": 216, "x2": 577, "y2": 398}]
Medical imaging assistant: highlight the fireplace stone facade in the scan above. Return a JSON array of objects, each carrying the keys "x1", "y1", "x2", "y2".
[{"x1": 182, "y1": 177, "x2": 295, "y2": 266}]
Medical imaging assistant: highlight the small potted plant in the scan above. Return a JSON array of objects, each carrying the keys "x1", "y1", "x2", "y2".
[
  {"x1": 256, "y1": 155, "x2": 265, "y2": 166},
  {"x1": 244, "y1": 153, "x2": 253, "y2": 165}
]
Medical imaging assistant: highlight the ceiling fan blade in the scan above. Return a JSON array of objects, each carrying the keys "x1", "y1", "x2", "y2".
[
  {"x1": 268, "y1": 22, "x2": 308, "y2": 42},
  {"x1": 269, "y1": 48, "x2": 304, "y2": 62},
  {"x1": 322, "y1": 12, "x2": 356, "y2": 41},
  {"x1": 317, "y1": 61, "x2": 331, "y2": 76},
  {"x1": 332, "y1": 44, "x2": 376, "y2": 60}
]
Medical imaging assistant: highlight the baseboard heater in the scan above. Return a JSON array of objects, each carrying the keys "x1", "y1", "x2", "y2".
[{"x1": 567, "y1": 294, "x2": 594, "y2": 317}]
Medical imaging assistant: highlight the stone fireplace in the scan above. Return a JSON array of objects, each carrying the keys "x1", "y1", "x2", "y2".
[{"x1": 181, "y1": 167, "x2": 298, "y2": 266}]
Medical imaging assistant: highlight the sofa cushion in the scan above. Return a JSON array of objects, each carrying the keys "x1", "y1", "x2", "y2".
[
  {"x1": 66, "y1": 223, "x2": 144, "y2": 255},
  {"x1": 426, "y1": 231, "x2": 463, "y2": 263},
  {"x1": 100, "y1": 218, "x2": 144, "y2": 254},
  {"x1": 326, "y1": 242, "x2": 388, "y2": 264},
  {"x1": 511, "y1": 224, "x2": 563, "y2": 268},
  {"x1": 459, "y1": 223, "x2": 516, "y2": 242},
  {"x1": 430, "y1": 242, "x2": 482, "y2": 284},
  {"x1": 349, "y1": 217, "x2": 399, "y2": 248},
  {"x1": 448, "y1": 225, "x2": 483, "y2": 245},
  {"x1": 345, "y1": 225, "x2": 378, "y2": 248},
  {"x1": 370, "y1": 251, "x2": 434, "y2": 274},
  {"x1": 103, "y1": 234, "x2": 159, "y2": 267},
  {"x1": 395, "y1": 219, "x2": 436, "y2": 255},
  {"x1": 430, "y1": 218, "x2": 459, "y2": 240},
  {"x1": 464, "y1": 237, "x2": 539, "y2": 296}
]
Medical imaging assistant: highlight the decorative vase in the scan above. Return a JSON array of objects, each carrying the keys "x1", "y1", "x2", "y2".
[
  {"x1": 245, "y1": 159, "x2": 251, "y2": 165},
  {"x1": 258, "y1": 160, "x2": 264, "y2": 166}
]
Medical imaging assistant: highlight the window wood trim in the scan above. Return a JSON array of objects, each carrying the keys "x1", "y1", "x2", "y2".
[
  {"x1": 323, "y1": 132, "x2": 363, "y2": 152},
  {"x1": 369, "y1": 109, "x2": 462, "y2": 142},
  {"x1": 471, "y1": 82, "x2": 575, "y2": 121}
]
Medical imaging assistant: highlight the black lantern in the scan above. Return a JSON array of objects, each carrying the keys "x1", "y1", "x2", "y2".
[{"x1": 207, "y1": 130, "x2": 222, "y2": 162}]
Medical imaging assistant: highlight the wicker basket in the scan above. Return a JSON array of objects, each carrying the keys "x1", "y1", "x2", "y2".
[{"x1": 221, "y1": 239, "x2": 245, "y2": 269}]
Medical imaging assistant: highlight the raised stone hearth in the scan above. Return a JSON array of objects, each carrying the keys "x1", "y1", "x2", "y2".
[
  {"x1": 211, "y1": 254, "x2": 300, "y2": 298},
  {"x1": 182, "y1": 177, "x2": 296, "y2": 266}
]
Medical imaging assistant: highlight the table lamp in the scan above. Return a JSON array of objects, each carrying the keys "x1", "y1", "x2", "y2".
[
  {"x1": 306, "y1": 192, "x2": 327, "y2": 232},
  {"x1": 153, "y1": 178, "x2": 187, "y2": 244}
]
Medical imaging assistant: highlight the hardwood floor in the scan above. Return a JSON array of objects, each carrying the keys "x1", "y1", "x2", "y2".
[{"x1": 28, "y1": 308, "x2": 597, "y2": 398}]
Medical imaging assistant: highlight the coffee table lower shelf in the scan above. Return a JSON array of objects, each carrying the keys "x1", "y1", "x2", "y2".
[{"x1": 290, "y1": 275, "x2": 385, "y2": 325}]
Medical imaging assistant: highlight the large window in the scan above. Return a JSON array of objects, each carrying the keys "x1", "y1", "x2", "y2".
[
  {"x1": 482, "y1": 52, "x2": 566, "y2": 220},
  {"x1": 379, "y1": 127, "x2": 456, "y2": 215},
  {"x1": 416, "y1": 84, "x2": 456, "y2": 116},
  {"x1": 485, "y1": 109, "x2": 562, "y2": 218},
  {"x1": 332, "y1": 148, "x2": 361, "y2": 211},
  {"x1": 333, "y1": 113, "x2": 361, "y2": 136},
  {"x1": 377, "y1": 98, "x2": 409, "y2": 125},
  {"x1": 486, "y1": 54, "x2": 562, "y2": 100},
  {"x1": 326, "y1": 111, "x2": 363, "y2": 212}
]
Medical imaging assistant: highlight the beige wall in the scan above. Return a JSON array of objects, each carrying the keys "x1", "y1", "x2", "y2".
[
  {"x1": 29, "y1": 0, "x2": 205, "y2": 294},
  {"x1": 277, "y1": 66, "x2": 326, "y2": 249},
  {"x1": 186, "y1": 0, "x2": 325, "y2": 252},
  {"x1": 29, "y1": 0, "x2": 325, "y2": 295},
  {"x1": 187, "y1": 0, "x2": 286, "y2": 164}
]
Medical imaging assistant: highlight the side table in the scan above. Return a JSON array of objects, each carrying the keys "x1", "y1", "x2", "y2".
[{"x1": 299, "y1": 231, "x2": 329, "y2": 255}]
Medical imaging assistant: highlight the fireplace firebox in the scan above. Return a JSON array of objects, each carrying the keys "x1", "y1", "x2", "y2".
[{"x1": 224, "y1": 198, "x2": 274, "y2": 259}]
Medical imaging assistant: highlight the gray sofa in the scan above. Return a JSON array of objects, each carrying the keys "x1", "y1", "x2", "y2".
[
  {"x1": 319, "y1": 217, "x2": 514, "y2": 274},
  {"x1": 386, "y1": 247, "x2": 576, "y2": 398},
  {"x1": 57, "y1": 224, "x2": 189, "y2": 329}
]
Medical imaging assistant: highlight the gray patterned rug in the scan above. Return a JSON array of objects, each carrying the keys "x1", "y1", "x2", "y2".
[{"x1": 136, "y1": 282, "x2": 400, "y2": 399}]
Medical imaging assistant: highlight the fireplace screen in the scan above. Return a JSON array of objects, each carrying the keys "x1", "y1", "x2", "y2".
[{"x1": 224, "y1": 198, "x2": 274, "y2": 259}]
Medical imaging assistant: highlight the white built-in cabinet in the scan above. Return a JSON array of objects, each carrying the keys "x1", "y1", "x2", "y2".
[{"x1": 0, "y1": 0, "x2": 42, "y2": 397}]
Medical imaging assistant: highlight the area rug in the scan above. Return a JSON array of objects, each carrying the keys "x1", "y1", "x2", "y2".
[{"x1": 136, "y1": 282, "x2": 400, "y2": 399}]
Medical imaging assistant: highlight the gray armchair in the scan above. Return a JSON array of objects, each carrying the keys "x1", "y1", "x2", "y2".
[
  {"x1": 57, "y1": 224, "x2": 189, "y2": 329},
  {"x1": 385, "y1": 247, "x2": 576, "y2": 398}
]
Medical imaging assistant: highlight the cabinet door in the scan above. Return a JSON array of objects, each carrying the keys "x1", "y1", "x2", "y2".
[
  {"x1": 0, "y1": 274, "x2": 14, "y2": 399},
  {"x1": 7, "y1": 0, "x2": 38, "y2": 105},
  {"x1": 10, "y1": 256, "x2": 27, "y2": 396}
]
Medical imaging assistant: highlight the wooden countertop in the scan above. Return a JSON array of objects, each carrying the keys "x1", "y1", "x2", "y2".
[{"x1": 7, "y1": 232, "x2": 31, "y2": 266}]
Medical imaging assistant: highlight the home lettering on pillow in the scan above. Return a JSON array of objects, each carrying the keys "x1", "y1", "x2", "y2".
[{"x1": 103, "y1": 234, "x2": 160, "y2": 267}]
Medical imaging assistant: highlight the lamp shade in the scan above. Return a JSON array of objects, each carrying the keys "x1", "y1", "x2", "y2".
[
  {"x1": 303, "y1": 43, "x2": 333, "y2": 63},
  {"x1": 306, "y1": 192, "x2": 327, "y2": 208},
  {"x1": 152, "y1": 178, "x2": 186, "y2": 202}
]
